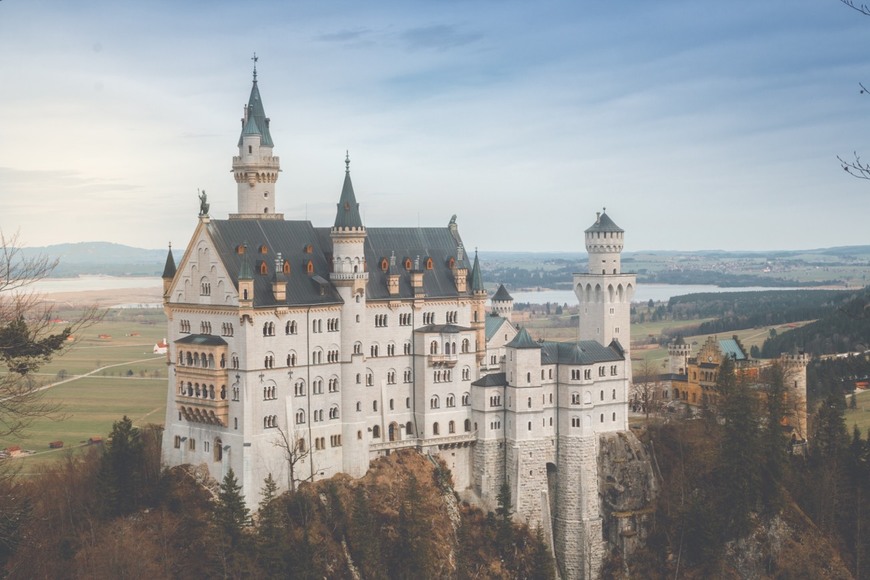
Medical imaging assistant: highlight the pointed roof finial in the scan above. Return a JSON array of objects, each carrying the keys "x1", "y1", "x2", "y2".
[
  {"x1": 251, "y1": 52, "x2": 258, "y2": 82},
  {"x1": 345, "y1": 150, "x2": 350, "y2": 173}
]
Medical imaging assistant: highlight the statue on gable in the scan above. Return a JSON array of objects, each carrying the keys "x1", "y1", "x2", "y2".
[{"x1": 198, "y1": 189, "x2": 210, "y2": 217}]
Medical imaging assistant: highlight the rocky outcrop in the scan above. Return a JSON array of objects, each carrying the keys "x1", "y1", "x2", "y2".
[{"x1": 598, "y1": 430, "x2": 658, "y2": 563}]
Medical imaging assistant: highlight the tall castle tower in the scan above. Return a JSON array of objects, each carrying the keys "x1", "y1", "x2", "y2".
[
  {"x1": 574, "y1": 209, "x2": 635, "y2": 372},
  {"x1": 330, "y1": 153, "x2": 369, "y2": 477},
  {"x1": 780, "y1": 351, "x2": 809, "y2": 442},
  {"x1": 230, "y1": 58, "x2": 282, "y2": 220}
]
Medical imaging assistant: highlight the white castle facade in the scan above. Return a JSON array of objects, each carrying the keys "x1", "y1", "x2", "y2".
[{"x1": 161, "y1": 69, "x2": 636, "y2": 579}]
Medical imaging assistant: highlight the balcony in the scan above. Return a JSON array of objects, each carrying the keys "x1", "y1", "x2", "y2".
[
  {"x1": 177, "y1": 395, "x2": 229, "y2": 427},
  {"x1": 428, "y1": 353, "x2": 458, "y2": 368}
]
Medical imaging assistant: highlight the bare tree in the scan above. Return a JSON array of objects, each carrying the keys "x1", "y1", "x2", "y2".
[
  {"x1": 0, "y1": 230, "x2": 102, "y2": 437},
  {"x1": 632, "y1": 358, "x2": 662, "y2": 422},
  {"x1": 839, "y1": 1, "x2": 870, "y2": 177},
  {"x1": 272, "y1": 425, "x2": 312, "y2": 492}
]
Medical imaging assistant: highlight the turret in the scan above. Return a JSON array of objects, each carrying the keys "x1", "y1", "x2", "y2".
[
  {"x1": 668, "y1": 336, "x2": 691, "y2": 376},
  {"x1": 470, "y1": 250, "x2": 487, "y2": 364},
  {"x1": 780, "y1": 350, "x2": 810, "y2": 442},
  {"x1": 162, "y1": 243, "x2": 176, "y2": 300},
  {"x1": 230, "y1": 58, "x2": 283, "y2": 220},
  {"x1": 491, "y1": 284, "x2": 514, "y2": 322},
  {"x1": 585, "y1": 208, "x2": 624, "y2": 275}
]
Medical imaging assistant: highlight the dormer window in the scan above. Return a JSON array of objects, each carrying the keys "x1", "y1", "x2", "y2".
[
  {"x1": 306, "y1": 260, "x2": 314, "y2": 274},
  {"x1": 259, "y1": 261, "x2": 268, "y2": 275},
  {"x1": 236, "y1": 245, "x2": 245, "y2": 255},
  {"x1": 283, "y1": 261, "x2": 291, "y2": 275},
  {"x1": 448, "y1": 257, "x2": 455, "y2": 269},
  {"x1": 404, "y1": 258, "x2": 412, "y2": 270},
  {"x1": 380, "y1": 258, "x2": 389, "y2": 272},
  {"x1": 259, "y1": 244, "x2": 268, "y2": 254},
  {"x1": 425, "y1": 257, "x2": 433, "y2": 270}
]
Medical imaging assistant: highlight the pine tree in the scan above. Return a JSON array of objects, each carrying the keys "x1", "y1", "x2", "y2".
[
  {"x1": 495, "y1": 481, "x2": 515, "y2": 561},
  {"x1": 256, "y1": 473, "x2": 284, "y2": 576},
  {"x1": 215, "y1": 468, "x2": 250, "y2": 547},
  {"x1": 760, "y1": 362, "x2": 789, "y2": 512},
  {"x1": 98, "y1": 415, "x2": 144, "y2": 517},
  {"x1": 716, "y1": 356, "x2": 761, "y2": 539}
]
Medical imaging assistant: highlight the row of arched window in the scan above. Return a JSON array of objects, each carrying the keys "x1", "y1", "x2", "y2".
[
  {"x1": 429, "y1": 393, "x2": 470, "y2": 409},
  {"x1": 178, "y1": 350, "x2": 225, "y2": 370},
  {"x1": 178, "y1": 381, "x2": 227, "y2": 401},
  {"x1": 295, "y1": 406, "x2": 340, "y2": 424}
]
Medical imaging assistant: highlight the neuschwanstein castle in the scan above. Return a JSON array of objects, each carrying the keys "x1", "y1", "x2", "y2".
[{"x1": 161, "y1": 67, "x2": 636, "y2": 578}]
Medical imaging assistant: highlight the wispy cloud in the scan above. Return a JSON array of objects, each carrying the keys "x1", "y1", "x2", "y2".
[{"x1": 399, "y1": 24, "x2": 482, "y2": 52}]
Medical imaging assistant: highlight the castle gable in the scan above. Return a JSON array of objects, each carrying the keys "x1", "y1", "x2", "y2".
[{"x1": 168, "y1": 222, "x2": 237, "y2": 306}]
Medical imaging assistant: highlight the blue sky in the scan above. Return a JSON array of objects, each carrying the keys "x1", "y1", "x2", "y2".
[{"x1": 1, "y1": 0, "x2": 869, "y2": 252}]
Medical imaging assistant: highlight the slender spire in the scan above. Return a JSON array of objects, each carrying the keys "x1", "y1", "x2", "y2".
[
  {"x1": 162, "y1": 243, "x2": 176, "y2": 279},
  {"x1": 333, "y1": 151, "x2": 364, "y2": 229},
  {"x1": 470, "y1": 249, "x2": 484, "y2": 293},
  {"x1": 238, "y1": 56, "x2": 273, "y2": 147}
]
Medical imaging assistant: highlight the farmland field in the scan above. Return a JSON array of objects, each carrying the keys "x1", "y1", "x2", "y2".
[{"x1": 0, "y1": 308, "x2": 168, "y2": 469}]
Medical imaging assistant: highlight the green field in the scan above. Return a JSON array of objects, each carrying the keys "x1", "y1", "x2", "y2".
[
  {"x1": 0, "y1": 309, "x2": 169, "y2": 467},
  {"x1": 845, "y1": 389, "x2": 870, "y2": 435}
]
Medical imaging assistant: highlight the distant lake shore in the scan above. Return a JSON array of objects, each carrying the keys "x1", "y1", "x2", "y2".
[
  {"x1": 26, "y1": 276, "x2": 850, "y2": 307},
  {"x1": 510, "y1": 284, "x2": 845, "y2": 305}
]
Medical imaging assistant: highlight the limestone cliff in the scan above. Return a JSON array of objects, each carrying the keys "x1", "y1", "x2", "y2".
[{"x1": 598, "y1": 430, "x2": 658, "y2": 566}]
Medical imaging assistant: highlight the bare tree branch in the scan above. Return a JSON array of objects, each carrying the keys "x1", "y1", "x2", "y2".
[
  {"x1": 838, "y1": 152, "x2": 870, "y2": 180},
  {"x1": 272, "y1": 425, "x2": 312, "y2": 492},
  {"x1": 840, "y1": 0, "x2": 870, "y2": 16},
  {"x1": 0, "y1": 231, "x2": 103, "y2": 437}
]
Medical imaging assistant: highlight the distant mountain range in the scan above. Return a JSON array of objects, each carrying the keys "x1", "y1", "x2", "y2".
[
  {"x1": 22, "y1": 242, "x2": 870, "y2": 279},
  {"x1": 22, "y1": 242, "x2": 172, "y2": 277}
]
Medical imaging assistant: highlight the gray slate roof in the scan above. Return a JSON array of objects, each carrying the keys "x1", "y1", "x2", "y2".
[
  {"x1": 506, "y1": 327, "x2": 540, "y2": 349},
  {"x1": 539, "y1": 340, "x2": 624, "y2": 365},
  {"x1": 471, "y1": 372, "x2": 506, "y2": 387},
  {"x1": 204, "y1": 219, "x2": 472, "y2": 307},
  {"x1": 585, "y1": 211, "x2": 623, "y2": 233},
  {"x1": 237, "y1": 80, "x2": 274, "y2": 148},
  {"x1": 334, "y1": 167, "x2": 364, "y2": 229},
  {"x1": 162, "y1": 247, "x2": 176, "y2": 279},
  {"x1": 470, "y1": 251, "x2": 484, "y2": 293},
  {"x1": 414, "y1": 324, "x2": 471, "y2": 334},
  {"x1": 492, "y1": 284, "x2": 513, "y2": 302},
  {"x1": 175, "y1": 334, "x2": 228, "y2": 347}
]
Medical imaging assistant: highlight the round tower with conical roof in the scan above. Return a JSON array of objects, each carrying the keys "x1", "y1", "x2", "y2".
[
  {"x1": 230, "y1": 58, "x2": 283, "y2": 219},
  {"x1": 491, "y1": 284, "x2": 514, "y2": 322},
  {"x1": 574, "y1": 209, "x2": 635, "y2": 376}
]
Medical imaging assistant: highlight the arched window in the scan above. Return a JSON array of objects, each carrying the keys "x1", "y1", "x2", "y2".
[
  {"x1": 464, "y1": 419, "x2": 471, "y2": 432},
  {"x1": 446, "y1": 394, "x2": 455, "y2": 408},
  {"x1": 295, "y1": 410, "x2": 305, "y2": 424},
  {"x1": 430, "y1": 341, "x2": 438, "y2": 355},
  {"x1": 448, "y1": 420, "x2": 455, "y2": 434},
  {"x1": 430, "y1": 395, "x2": 440, "y2": 409},
  {"x1": 372, "y1": 425, "x2": 381, "y2": 438},
  {"x1": 433, "y1": 422, "x2": 440, "y2": 436},
  {"x1": 306, "y1": 260, "x2": 314, "y2": 274}
]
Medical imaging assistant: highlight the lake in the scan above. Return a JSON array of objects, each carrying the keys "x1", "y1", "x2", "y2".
[
  {"x1": 510, "y1": 284, "x2": 816, "y2": 305},
  {"x1": 26, "y1": 276, "x2": 818, "y2": 306}
]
